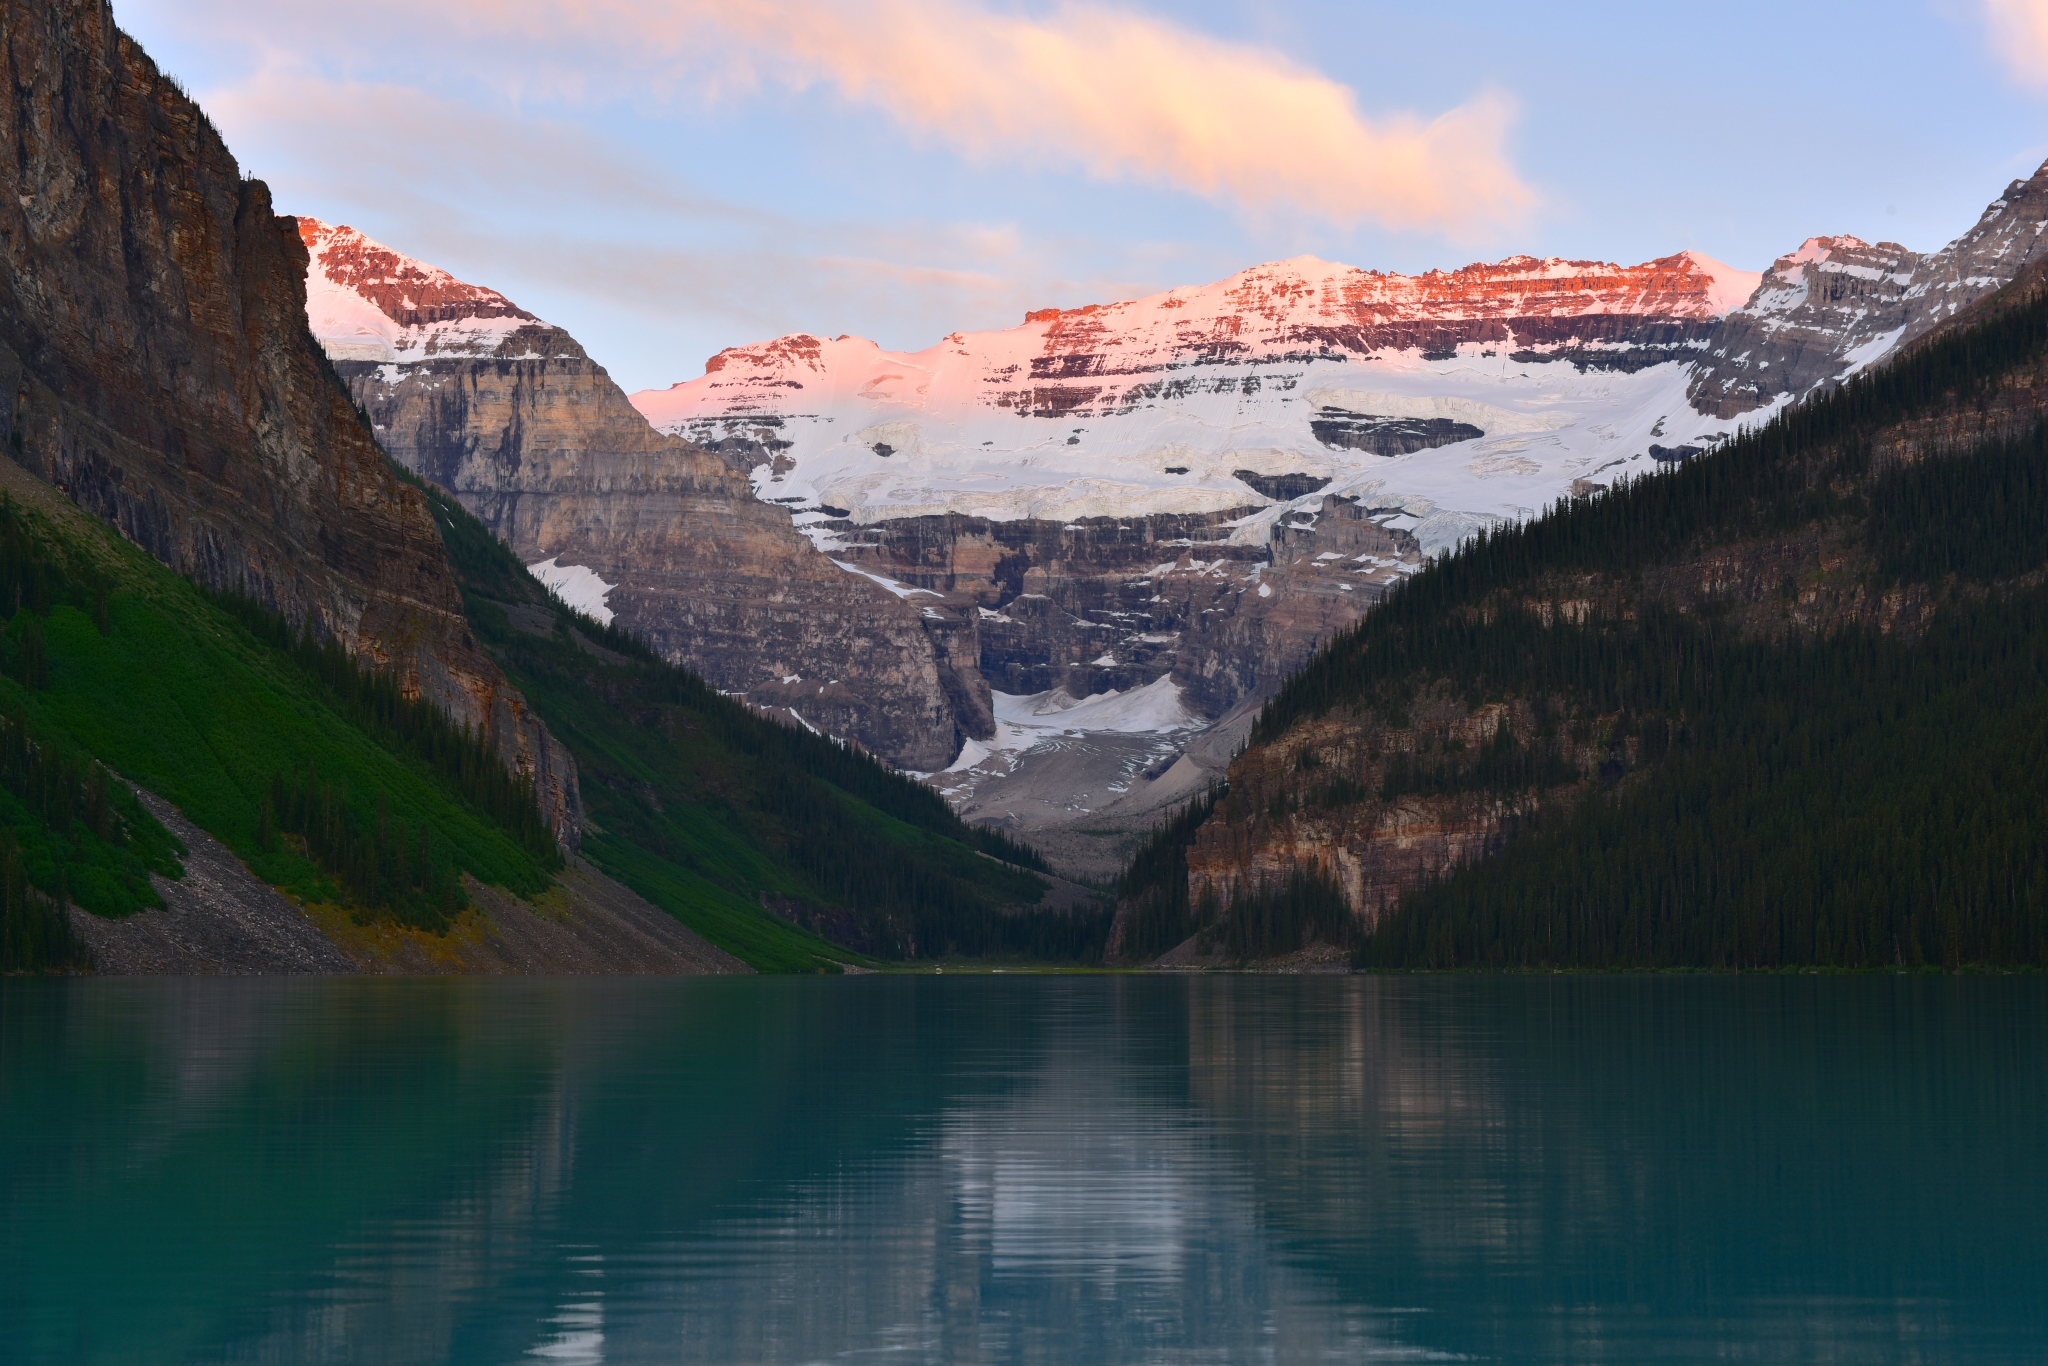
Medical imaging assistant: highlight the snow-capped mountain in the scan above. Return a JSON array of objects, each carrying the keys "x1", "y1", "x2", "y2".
[
  {"x1": 301, "y1": 220, "x2": 545, "y2": 362},
  {"x1": 295, "y1": 160, "x2": 2048, "y2": 830},
  {"x1": 632, "y1": 251, "x2": 1761, "y2": 555},
  {"x1": 631, "y1": 162, "x2": 2048, "y2": 565}
]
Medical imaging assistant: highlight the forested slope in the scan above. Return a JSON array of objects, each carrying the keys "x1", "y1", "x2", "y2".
[
  {"x1": 0, "y1": 446, "x2": 1105, "y2": 974},
  {"x1": 1117, "y1": 266, "x2": 2048, "y2": 970},
  {"x1": 420, "y1": 482, "x2": 1109, "y2": 971},
  {"x1": 0, "y1": 464, "x2": 562, "y2": 971}
]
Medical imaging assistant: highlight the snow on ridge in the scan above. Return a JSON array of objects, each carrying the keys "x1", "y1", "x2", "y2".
[
  {"x1": 991, "y1": 676, "x2": 1202, "y2": 736},
  {"x1": 298, "y1": 217, "x2": 548, "y2": 363},
  {"x1": 625, "y1": 241, "x2": 1778, "y2": 551}
]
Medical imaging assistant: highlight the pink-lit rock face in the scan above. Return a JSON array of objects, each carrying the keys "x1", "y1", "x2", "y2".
[
  {"x1": 297, "y1": 218, "x2": 550, "y2": 362},
  {"x1": 648, "y1": 250, "x2": 1760, "y2": 438},
  {"x1": 300, "y1": 220, "x2": 534, "y2": 330}
]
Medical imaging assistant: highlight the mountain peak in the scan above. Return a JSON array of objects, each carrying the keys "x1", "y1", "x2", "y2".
[{"x1": 296, "y1": 218, "x2": 548, "y2": 363}]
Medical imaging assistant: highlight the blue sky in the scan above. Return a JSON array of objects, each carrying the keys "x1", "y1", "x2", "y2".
[{"x1": 120, "y1": 0, "x2": 2048, "y2": 393}]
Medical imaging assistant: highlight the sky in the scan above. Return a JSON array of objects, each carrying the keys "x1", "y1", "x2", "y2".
[{"x1": 119, "y1": 0, "x2": 2048, "y2": 394}]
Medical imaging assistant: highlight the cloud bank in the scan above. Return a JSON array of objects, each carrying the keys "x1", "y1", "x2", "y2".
[
  {"x1": 446, "y1": 0, "x2": 1535, "y2": 236},
  {"x1": 696, "y1": 0, "x2": 1531, "y2": 234}
]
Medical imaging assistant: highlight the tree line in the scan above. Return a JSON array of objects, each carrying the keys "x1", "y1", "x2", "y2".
[{"x1": 209, "y1": 587, "x2": 562, "y2": 870}]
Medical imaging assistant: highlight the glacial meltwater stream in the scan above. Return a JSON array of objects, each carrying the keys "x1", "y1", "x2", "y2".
[{"x1": 2, "y1": 976, "x2": 2044, "y2": 1364}]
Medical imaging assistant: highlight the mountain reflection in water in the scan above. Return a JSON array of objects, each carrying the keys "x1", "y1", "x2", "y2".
[{"x1": 2, "y1": 976, "x2": 2043, "y2": 1364}]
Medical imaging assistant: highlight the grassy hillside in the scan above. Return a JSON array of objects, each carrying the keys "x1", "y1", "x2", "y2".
[
  {"x1": 0, "y1": 466, "x2": 562, "y2": 970},
  {"x1": 419, "y1": 481, "x2": 1111, "y2": 972},
  {"x1": 1122, "y1": 275, "x2": 2048, "y2": 971}
]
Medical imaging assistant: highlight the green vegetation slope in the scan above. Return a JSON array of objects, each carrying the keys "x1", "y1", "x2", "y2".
[
  {"x1": 0, "y1": 467, "x2": 561, "y2": 970},
  {"x1": 421, "y1": 481, "x2": 1109, "y2": 972}
]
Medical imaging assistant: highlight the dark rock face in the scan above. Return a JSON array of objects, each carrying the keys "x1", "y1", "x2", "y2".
[
  {"x1": 1174, "y1": 497, "x2": 1419, "y2": 716},
  {"x1": 0, "y1": 0, "x2": 579, "y2": 840},
  {"x1": 1232, "y1": 470, "x2": 1333, "y2": 500},
  {"x1": 833, "y1": 498, "x2": 1420, "y2": 720},
  {"x1": 833, "y1": 509, "x2": 1255, "y2": 701},
  {"x1": 1307, "y1": 410, "x2": 1484, "y2": 456}
]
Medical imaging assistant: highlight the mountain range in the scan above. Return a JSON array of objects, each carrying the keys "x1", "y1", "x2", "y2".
[{"x1": 297, "y1": 165, "x2": 2048, "y2": 856}]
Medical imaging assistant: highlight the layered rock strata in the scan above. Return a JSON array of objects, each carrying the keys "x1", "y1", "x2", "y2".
[
  {"x1": 0, "y1": 0, "x2": 579, "y2": 839},
  {"x1": 827, "y1": 496, "x2": 1421, "y2": 722},
  {"x1": 299, "y1": 220, "x2": 975, "y2": 771}
]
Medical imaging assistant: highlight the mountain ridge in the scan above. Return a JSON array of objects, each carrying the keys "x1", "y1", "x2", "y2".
[{"x1": 298, "y1": 217, "x2": 987, "y2": 771}]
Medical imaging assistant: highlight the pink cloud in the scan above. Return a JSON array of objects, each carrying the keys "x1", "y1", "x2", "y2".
[
  {"x1": 709, "y1": 0, "x2": 1530, "y2": 234},
  {"x1": 1986, "y1": 0, "x2": 2048, "y2": 83},
  {"x1": 435, "y1": 0, "x2": 1537, "y2": 236}
]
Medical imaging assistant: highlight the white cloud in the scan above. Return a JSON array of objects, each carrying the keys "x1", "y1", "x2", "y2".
[{"x1": 590, "y1": 0, "x2": 1538, "y2": 236}]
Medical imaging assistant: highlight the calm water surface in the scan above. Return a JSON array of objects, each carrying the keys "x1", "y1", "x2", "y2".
[{"x1": 2, "y1": 975, "x2": 2044, "y2": 1364}]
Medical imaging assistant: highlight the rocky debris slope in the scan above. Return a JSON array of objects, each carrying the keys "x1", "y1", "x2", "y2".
[
  {"x1": 76, "y1": 790, "x2": 748, "y2": 975},
  {"x1": 71, "y1": 789, "x2": 361, "y2": 974},
  {"x1": 300, "y1": 220, "x2": 977, "y2": 771},
  {"x1": 0, "y1": 0, "x2": 579, "y2": 840}
]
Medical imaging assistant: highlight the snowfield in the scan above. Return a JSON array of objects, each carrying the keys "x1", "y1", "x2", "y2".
[{"x1": 630, "y1": 253, "x2": 1777, "y2": 558}]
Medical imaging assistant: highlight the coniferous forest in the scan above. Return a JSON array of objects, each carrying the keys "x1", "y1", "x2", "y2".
[{"x1": 1132, "y1": 275, "x2": 2048, "y2": 970}]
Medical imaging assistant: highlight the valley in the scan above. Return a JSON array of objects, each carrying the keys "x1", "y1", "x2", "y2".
[{"x1": 294, "y1": 164, "x2": 2048, "y2": 903}]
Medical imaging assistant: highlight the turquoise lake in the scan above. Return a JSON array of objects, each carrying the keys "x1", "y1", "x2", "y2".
[{"x1": 3, "y1": 975, "x2": 2044, "y2": 1364}]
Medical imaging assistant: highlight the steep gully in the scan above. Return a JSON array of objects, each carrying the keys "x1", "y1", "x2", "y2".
[{"x1": 304, "y1": 165, "x2": 2048, "y2": 870}]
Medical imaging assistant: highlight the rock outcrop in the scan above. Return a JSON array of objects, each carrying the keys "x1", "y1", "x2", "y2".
[
  {"x1": 0, "y1": 0, "x2": 580, "y2": 840},
  {"x1": 299, "y1": 220, "x2": 976, "y2": 771},
  {"x1": 1688, "y1": 162, "x2": 2048, "y2": 418}
]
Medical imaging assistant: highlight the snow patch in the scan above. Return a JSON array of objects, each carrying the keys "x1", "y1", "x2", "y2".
[
  {"x1": 527, "y1": 558, "x2": 617, "y2": 624},
  {"x1": 830, "y1": 560, "x2": 942, "y2": 598},
  {"x1": 992, "y1": 676, "x2": 1201, "y2": 736}
]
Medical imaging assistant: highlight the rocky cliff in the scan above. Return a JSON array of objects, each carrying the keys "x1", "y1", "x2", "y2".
[
  {"x1": 1688, "y1": 162, "x2": 2048, "y2": 418},
  {"x1": 0, "y1": 0, "x2": 579, "y2": 839},
  {"x1": 299, "y1": 220, "x2": 977, "y2": 771},
  {"x1": 620, "y1": 251, "x2": 1760, "y2": 754}
]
